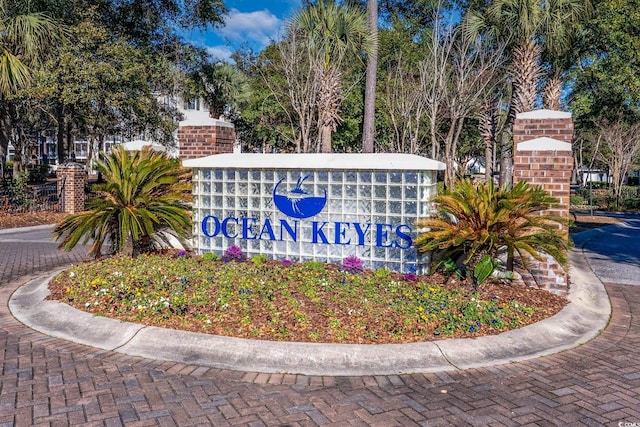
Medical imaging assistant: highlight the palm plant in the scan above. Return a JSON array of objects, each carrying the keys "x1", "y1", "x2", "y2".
[
  {"x1": 0, "y1": 0, "x2": 59, "y2": 96},
  {"x1": 54, "y1": 146, "x2": 192, "y2": 258},
  {"x1": 463, "y1": 0, "x2": 591, "y2": 186},
  {"x1": 290, "y1": 0, "x2": 375, "y2": 153},
  {"x1": 414, "y1": 178, "x2": 571, "y2": 285}
]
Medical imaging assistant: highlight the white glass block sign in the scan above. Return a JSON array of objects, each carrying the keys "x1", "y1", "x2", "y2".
[{"x1": 184, "y1": 153, "x2": 445, "y2": 274}]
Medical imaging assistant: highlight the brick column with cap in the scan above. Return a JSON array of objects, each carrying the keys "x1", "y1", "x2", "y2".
[
  {"x1": 512, "y1": 110, "x2": 573, "y2": 295},
  {"x1": 56, "y1": 163, "x2": 86, "y2": 214},
  {"x1": 177, "y1": 122, "x2": 236, "y2": 161}
]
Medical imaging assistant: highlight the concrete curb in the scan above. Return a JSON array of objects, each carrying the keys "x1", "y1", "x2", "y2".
[
  {"x1": 9, "y1": 248, "x2": 611, "y2": 376},
  {"x1": 0, "y1": 224, "x2": 56, "y2": 235}
]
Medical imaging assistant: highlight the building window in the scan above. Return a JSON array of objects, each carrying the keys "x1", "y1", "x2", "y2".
[{"x1": 184, "y1": 98, "x2": 200, "y2": 111}]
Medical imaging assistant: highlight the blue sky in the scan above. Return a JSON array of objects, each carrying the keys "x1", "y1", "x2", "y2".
[{"x1": 183, "y1": 0, "x2": 302, "y2": 62}]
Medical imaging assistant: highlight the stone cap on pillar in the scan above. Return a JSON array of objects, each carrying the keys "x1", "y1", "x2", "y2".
[
  {"x1": 516, "y1": 136, "x2": 572, "y2": 152},
  {"x1": 58, "y1": 162, "x2": 85, "y2": 169},
  {"x1": 515, "y1": 109, "x2": 572, "y2": 120}
]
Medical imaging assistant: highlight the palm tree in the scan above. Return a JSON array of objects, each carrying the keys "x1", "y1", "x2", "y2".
[
  {"x1": 54, "y1": 146, "x2": 192, "y2": 258},
  {"x1": 198, "y1": 62, "x2": 248, "y2": 119},
  {"x1": 464, "y1": 0, "x2": 591, "y2": 187},
  {"x1": 290, "y1": 0, "x2": 375, "y2": 153},
  {"x1": 414, "y1": 178, "x2": 570, "y2": 283},
  {"x1": 0, "y1": 0, "x2": 60, "y2": 176}
]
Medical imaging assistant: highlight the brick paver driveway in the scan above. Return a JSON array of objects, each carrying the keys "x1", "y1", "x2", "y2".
[{"x1": 1, "y1": 226, "x2": 639, "y2": 426}]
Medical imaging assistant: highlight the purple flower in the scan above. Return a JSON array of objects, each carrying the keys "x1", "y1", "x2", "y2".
[
  {"x1": 173, "y1": 250, "x2": 189, "y2": 258},
  {"x1": 222, "y1": 245, "x2": 245, "y2": 263},
  {"x1": 342, "y1": 255, "x2": 363, "y2": 273},
  {"x1": 281, "y1": 259, "x2": 292, "y2": 267},
  {"x1": 403, "y1": 273, "x2": 419, "y2": 282}
]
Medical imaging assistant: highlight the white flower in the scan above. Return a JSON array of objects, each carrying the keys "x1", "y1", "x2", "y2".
[
  {"x1": 205, "y1": 319, "x2": 211, "y2": 324},
  {"x1": 69, "y1": 272, "x2": 75, "y2": 278},
  {"x1": 84, "y1": 302, "x2": 90, "y2": 307}
]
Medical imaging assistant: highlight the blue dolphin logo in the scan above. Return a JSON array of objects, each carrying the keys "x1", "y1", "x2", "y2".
[{"x1": 273, "y1": 175, "x2": 327, "y2": 219}]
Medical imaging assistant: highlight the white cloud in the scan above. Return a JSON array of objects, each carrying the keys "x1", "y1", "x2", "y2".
[
  {"x1": 207, "y1": 45, "x2": 234, "y2": 62},
  {"x1": 215, "y1": 9, "x2": 283, "y2": 48}
]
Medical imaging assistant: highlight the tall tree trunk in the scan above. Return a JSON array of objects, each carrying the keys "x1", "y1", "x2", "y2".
[
  {"x1": 319, "y1": 123, "x2": 332, "y2": 153},
  {"x1": 443, "y1": 119, "x2": 458, "y2": 189},
  {"x1": 66, "y1": 118, "x2": 73, "y2": 161},
  {"x1": 479, "y1": 103, "x2": 496, "y2": 181},
  {"x1": 362, "y1": 0, "x2": 378, "y2": 153},
  {"x1": 430, "y1": 114, "x2": 439, "y2": 160},
  {"x1": 450, "y1": 116, "x2": 465, "y2": 186},
  {"x1": 0, "y1": 99, "x2": 10, "y2": 178},
  {"x1": 500, "y1": 39, "x2": 542, "y2": 188},
  {"x1": 499, "y1": 126, "x2": 514, "y2": 188},
  {"x1": 511, "y1": 40, "x2": 542, "y2": 114},
  {"x1": 316, "y1": 67, "x2": 342, "y2": 153},
  {"x1": 56, "y1": 103, "x2": 66, "y2": 164}
]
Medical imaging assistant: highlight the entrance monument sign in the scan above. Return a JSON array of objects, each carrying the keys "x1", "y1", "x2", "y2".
[{"x1": 184, "y1": 153, "x2": 445, "y2": 273}]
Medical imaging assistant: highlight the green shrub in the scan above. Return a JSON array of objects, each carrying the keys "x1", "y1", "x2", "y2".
[
  {"x1": 27, "y1": 165, "x2": 50, "y2": 183},
  {"x1": 624, "y1": 198, "x2": 640, "y2": 210},
  {"x1": 5, "y1": 171, "x2": 33, "y2": 211},
  {"x1": 53, "y1": 146, "x2": 191, "y2": 258},
  {"x1": 570, "y1": 195, "x2": 585, "y2": 205},
  {"x1": 588, "y1": 181, "x2": 609, "y2": 189},
  {"x1": 415, "y1": 178, "x2": 571, "y2": 287},
  {"x1": 202, "y1": 252, "x2": 218, "y2": 261},
  {"x1": 250, "y1": 254, "x2": 268, "y2": 266}
]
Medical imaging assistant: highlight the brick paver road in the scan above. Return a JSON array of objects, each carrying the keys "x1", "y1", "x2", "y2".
[{"x1": 1, "y1": 227, "x2": 639, "y2": 426}]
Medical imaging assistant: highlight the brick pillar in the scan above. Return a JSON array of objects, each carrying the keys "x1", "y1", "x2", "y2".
[
  {"x1": 177, "y1": 123, "x2": 236, "y2": 161},
  {"x1": 513, "y1": 110, "x2": 574, "y2": 295},
  {"x1": 56, "y1": 163, "x2": 86, "y2": 214}
]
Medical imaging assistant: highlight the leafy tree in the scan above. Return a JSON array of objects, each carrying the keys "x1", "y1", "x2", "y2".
[
  {"x1": 0, "y1": 0, "x2": 60, "y2": 176},
  {"x1": 414, "y1": 178, "x2": 571, "y2": 285},
  {"x1": 1, "y1": 0, "x2": 228, "y2": 169},
  {"x1": 375, "y1": 23, "x2": 429, "y2": 154},
  {"x1": 569, "y1": 0, "x2": 640, "y2": 127},
  {"x1": 53, "y1": 146, "x2": 191, "y2": 258},
  {"x1": 251, "y1": 39, "x2": 319, "y2": 152},
  {"x1": 40, "y1": 14, "x2": 183, "y2": 164},
  {"x1": 98, "y1": 0, "x2": 226, "y2": 46},
  {"x1": 593, "y1": 120, "x2": 640, "y2": 207}
]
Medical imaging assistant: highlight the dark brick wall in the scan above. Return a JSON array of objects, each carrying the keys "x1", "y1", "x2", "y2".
[{"x1": 177, "y1": 125, "x2": 236, "y2": 160}]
